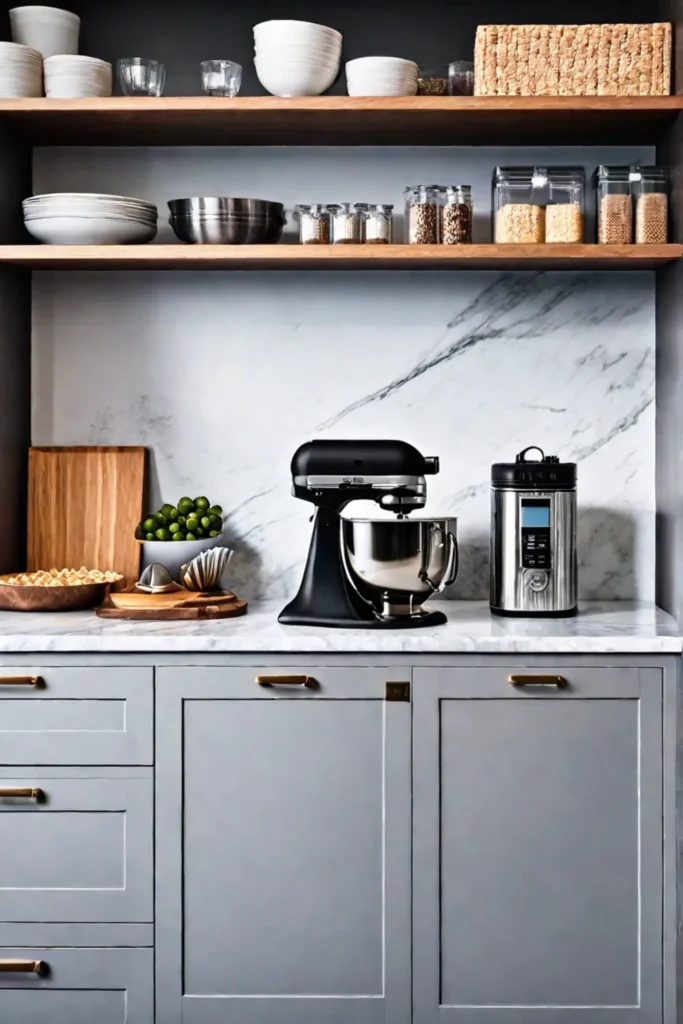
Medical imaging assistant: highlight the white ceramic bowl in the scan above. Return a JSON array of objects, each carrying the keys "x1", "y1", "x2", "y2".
[
  {"x1": 255, "y1": 39, "x2": 341, "y2": 58},
  {"x1": 254, "y1": 19, "x2": 342, "y2": 44},
  {"x1": 255, "y1": 61, "x2": 338, "y2": 97},
  {"x1": 24, "y1": 215, "x2": 158, "y2": 244},
  {"x1": 141, "y1": 534, "x2": 227, "y2": 582},
  {"x1": 10, "y1": 5, "x2": 80, "y2": 58},
  {"x1": 346, "y1": 56, "x2": 418, "y2": 71}
]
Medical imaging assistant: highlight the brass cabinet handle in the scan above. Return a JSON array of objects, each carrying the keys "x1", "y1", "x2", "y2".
[
  {"x1": 256, "y1": 675, "x2": 318, "y2": 689},
  {"x1": 0, "y1": 676, "x2": 42, "y2": 687},
  {"x1": 0, "y1": 959, "x2": 44, "y2": 973},
  {"x1": 509, "y1": 674, "x2": 567, "y2": 689},
  {"x1": 0, "y1": 788, "x2": 44, "y2": 800}
]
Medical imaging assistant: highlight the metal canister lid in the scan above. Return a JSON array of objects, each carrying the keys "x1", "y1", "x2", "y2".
[{"x1": 491, "y1": 446, "x2": 576, "y2": 490}]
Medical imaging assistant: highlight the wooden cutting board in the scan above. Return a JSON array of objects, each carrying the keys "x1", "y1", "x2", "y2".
[
  {"x1": 28, "y1": 446, "x2": 146, "y2": 581},
  {"x1": 97, "y1": 587, "x2": 248, "y2": 620}
]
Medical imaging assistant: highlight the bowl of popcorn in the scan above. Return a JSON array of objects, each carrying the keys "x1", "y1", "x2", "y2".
[{"x1": 0, "y1": 567, "x2": 124, "y2": 612}]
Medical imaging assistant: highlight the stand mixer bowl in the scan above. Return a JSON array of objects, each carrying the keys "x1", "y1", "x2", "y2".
[{"x1": 341, "y1": 517, "x2": 458, "y2": 618}]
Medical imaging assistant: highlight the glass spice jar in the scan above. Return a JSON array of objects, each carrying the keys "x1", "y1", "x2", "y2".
[
  {"x1": 295, "y1": 203, "x2": 330, "y2": 245},
  {"x1": 417, "y1": 66, "x2": 448, "y2": 95},
  {"x1": 404, "y1": 185, "x2": 439, "y2": 244},
  {"x1": 631, "y1": 166, "x2": 669, "y2": 244},
  {"x1": 593, "y1": 166, "x2": 633, "y2": 244},
  {"x1": 354, "y1": 203, "x2": 370, "y2": 242},
  {"x1": 448, "y1": 60, "x2": 474, "y2": 95},
  {"x1": 365, "y1": 204, "x2": 394, "y2": 244},
  {"x1": 439, "y1": 185, "x2": 472, "y2": 244},
  {"x1": 327, "y1": 203, "x2": 362, "y2": 244}
]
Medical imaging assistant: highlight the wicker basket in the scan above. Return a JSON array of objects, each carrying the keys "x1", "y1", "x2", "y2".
[{"x1": 474, "y1": 23, "x2": 672, "y2": 96}]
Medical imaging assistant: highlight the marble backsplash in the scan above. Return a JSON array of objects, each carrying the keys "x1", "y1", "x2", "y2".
[{"x1": 32, "y1": 268, "x2": 654, "y2": 602}]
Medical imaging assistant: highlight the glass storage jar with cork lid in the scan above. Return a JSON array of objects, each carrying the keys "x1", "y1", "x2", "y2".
[
  {"x1": 593, "y1": 166, "x2": 633, "y2": 244},
  {"x1": 404, "y1": 185, "x2": 439, "y2": 244},
  {"x1": 546, "y1": 168, "x2": 584, "y2": 243},
  {"x1": 631, "y1": 166, "x2": 669, "y2": 244},
  {"x1": 439, "y1": 185, "x2": 472, "y2": 243},
  {"x1": 492, "y1": 167, "x2": 547, "y2": 243}
]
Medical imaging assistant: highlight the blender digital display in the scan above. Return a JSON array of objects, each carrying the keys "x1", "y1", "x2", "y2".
[{"x1": 520, "y1": 498, "x2": 551, "y2": 569}]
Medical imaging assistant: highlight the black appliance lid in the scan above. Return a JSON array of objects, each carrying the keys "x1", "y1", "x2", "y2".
[{"x1": 491, "y1": 446, "x2": 576, "y2": 490}]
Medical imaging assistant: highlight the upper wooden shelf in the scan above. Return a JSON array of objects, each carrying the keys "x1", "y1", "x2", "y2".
[
  {"x1": 0, "y1": 244, "x2": 679, "y2": 270},
  {"x1": 0, "y1": 96, "x2": 681, "y2": 146}
]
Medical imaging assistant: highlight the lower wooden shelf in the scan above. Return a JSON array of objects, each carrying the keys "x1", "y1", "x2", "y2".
[{"x1": 0, "y1": 243, "x2": 679, "y2": 270}]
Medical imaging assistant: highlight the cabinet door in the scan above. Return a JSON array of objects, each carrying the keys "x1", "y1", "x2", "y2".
[
  {"x1": 413, "y1": 667, "x2": 662, "y2": 1024},
  {"x1": 156, "y1": 667, "x2": 411, "y2": 1024},
  {"x1": 0, "y1": 947, "x2": 152, "y2": 1023},
  {"x1": 0, "y1": 770, "x2": 153, "y2": 923}
]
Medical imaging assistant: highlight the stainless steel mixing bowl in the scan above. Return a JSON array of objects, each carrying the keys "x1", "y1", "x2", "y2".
[
  {"x1": 341, "y1": 517, "x2": 458, "y2": 618},
  {"x1": 168, "y1": 197, "x2": 286, "y2": 245}
]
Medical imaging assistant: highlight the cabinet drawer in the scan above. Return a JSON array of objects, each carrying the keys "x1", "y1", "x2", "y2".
[
  {"x1": 0, "y1": 947, "x2": 152, "y2": 1023},
  {"x1": 0, "y1": 668, "x2": 152, "y2": 765},
  {"x1": 157, "y1": 666, "x2": 395, "y2": 698},
  {"x1": 0, "y1": 771, "x2": 152, "y2": 924},
  {"x1": 413, "y1": 666, "x2": 641, "y2": 698}
]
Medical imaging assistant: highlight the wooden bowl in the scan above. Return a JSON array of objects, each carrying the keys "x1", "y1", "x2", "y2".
[{"x1": 0, "y1": 575, "x2": 116, "y2": 612}]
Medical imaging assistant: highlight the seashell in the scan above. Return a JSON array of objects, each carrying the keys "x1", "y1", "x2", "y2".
[{"x1": 181, "y1": 546, "x2": 233, "y2": 592}]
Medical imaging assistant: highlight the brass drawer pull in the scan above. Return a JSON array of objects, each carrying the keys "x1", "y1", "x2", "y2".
[
  {"x1": 256, "y1": 675, "x2": 318, "y2": 689},
  {"x1": 0, "y1": 788, "x2": 44, "y2": 800},
  {"x1": 509, "y1": 674, "x2": 567, "y2": 689},
  {"x1": 0, "y1": 676, "x2": 42, "y2": 687},
  {"x1": 0, "y1": 959, "x2": 44, "y2": 973}
]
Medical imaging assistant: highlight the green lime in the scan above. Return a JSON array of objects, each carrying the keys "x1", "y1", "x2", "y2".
[
  {"x1": 146, "y1": 532, "x2": 156, "y2": 541},
  {"x1": 185, "y1": 532, "x2": 197, "y2": 542},
  {"x1": 155, "y1": 527, "x2": 170, "y2": 541},
  {"x1": 161, "y1": 503, "x2": 175, "y2": 518},
  {"x1": 169, "y1": 522, "x2": 181, "y2": 535},
  {"x1": 177, "y1": 515, "x2": 186, "y2": 526},
  {"x1": 200, "y1": 516, "x2": 210, "y2": 530},
  {"x1": 209, "y1": 529, "x2": 220, "y2": 538},
  {"x1": 168, "y1": 506, "x2": 179, "y2": 521},
  {"x1": 154, "y1": 511, "x2": 166, "y2": 524},
  {"x1": 208, "y1": 505, "x2": 223, "y2": 517},
  {"x1": 186, "y1": 516, "x2": 199, "y2": 532},
  {"x1": 208, "y1": 514, "x2": 221, "y2": 528},
  {"x1": 172, "y1": 532, "x2": 186, "y2": 542},
  {"x1": 143, "y1": 516, "x2": 156, "y2": 533},
  {"x1": 178, "y1": 497, "x2": 195, "y2": 515},
  {"x1": 195, "y1": 496, "x2": 209, "y2": 510}
]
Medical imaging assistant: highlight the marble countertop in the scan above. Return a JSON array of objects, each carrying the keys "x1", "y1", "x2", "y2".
[{"x1": 0, "y1": 600, "x2": 678, "y2": 654}]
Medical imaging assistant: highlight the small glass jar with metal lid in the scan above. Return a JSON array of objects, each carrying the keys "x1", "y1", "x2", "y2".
[
  {"x1": 546, "y1": 168, "x2": 584, "y2": 243},
  {"x1": 439, "y1": 185, "x2": 472, "y2": 244},
  {"x1": 492, "y1": 167, "x2": 548, "y2": 243},
  {"x1": 630, "y1": 166, "x2": 669, "y2": 244},
  {"x1": 364, "y1": 204, "x2": 394, "y2": 244},
  {"x1": 327, "y1": 203, "x2": 362, "y2": 244},
  {"x1": 404, "y1": 185, "x2": 439, "y2": 244},
  {"x1": 593, "y1": 166, "x2": 633, "y2": 244},
  {"x1": 294, "y1": 203, "x2": 330, "y2": 245}
]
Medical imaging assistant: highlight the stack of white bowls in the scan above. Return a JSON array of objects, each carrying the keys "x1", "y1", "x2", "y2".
[
  {"x1": 346, "y1": 57, "x2": 418, "y2": 96},
  {"x1": 23, "y1": 193, "x2": 158, "y2": 245},
  {"x1": 0, "y1": 40, "x2": 42, "y2": 96},
  {"x1": 44, "y1": 55, "x2": 112, "y2": 97},
  {"x1": 254, "y1": 19, "x2": 341, "y2": 97},
  {"x1": 10, "y1": 5, "x2": 80, "y2": 59}
]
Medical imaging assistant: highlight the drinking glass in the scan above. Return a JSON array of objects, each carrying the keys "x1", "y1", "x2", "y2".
[
  {"x1": 200, "y1": 60, "x2": 242, "y2": 97},
  {"x1": 118, "y1": 58, "x2": 166, "y2": 97}
]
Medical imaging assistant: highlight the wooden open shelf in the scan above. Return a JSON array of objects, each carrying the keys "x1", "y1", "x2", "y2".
[
  {"x1": 0, "y1": 244, "x2": 679, "y2": 270},
  {"x1": 1, "y1": 96, "x2": 681, "y2": 146}
]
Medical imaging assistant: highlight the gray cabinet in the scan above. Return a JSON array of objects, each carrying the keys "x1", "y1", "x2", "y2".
[
  {"x1": 0, "y1": 947, "x2": 153, "y2": 1023},
  {"x1": 412, "y1": 666, "x2": 663, "y2": 1024},
  {"x1": 155, "y1": 667, "x2": 411, "y2": 1024},
  {"x1": 0, "y1": 769, "x2": 153, "y2": 923}
]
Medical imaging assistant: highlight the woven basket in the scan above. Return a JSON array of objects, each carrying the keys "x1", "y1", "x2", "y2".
[{"x1": 474, "y1": 23, "x2": 671, "y2": 96}]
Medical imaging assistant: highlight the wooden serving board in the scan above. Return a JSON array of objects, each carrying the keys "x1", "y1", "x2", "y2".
[
  {"x1": 28, "y1": 447, "x2": 146, "y2": 582},
  {"x1": 96, "y1": 587, "x2": 248, "y2": 621}
]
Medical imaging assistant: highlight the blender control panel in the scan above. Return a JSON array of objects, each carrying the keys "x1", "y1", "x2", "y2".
[{"x1": 520, "y1": 499, "x2": 551, "y2": 570}]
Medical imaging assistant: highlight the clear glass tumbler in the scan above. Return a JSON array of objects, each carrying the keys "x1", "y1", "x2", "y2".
[
  {"x1": 118, "y1": 58, "x2": 166, "y2": 97},
  {"x1": 200, "y1": 59, "x2": 242, "y2": 97}
]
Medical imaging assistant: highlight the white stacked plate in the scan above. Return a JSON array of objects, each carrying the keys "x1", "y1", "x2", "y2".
[
  {"x1": 44, "y1": 55, "x2": 112, "y2": 97},
  {"x1": 0, "y1": 41, "x2": 42, "y2": 97},
  {"x1": 254, "y1": 19, "x2": 342, "y2": 97},
  {"x1": 346, "y1": 56, "x2": 418, "y2": 96},
  {"x1": 10, "y1": 6, "x2": 80, "y2": 59},
  {"x1": 23, "y1": 193, "x2": 158, "y2": 244}
]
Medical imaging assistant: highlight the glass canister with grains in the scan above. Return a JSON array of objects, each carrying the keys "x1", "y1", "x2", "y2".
[{"x1": 493, "y1": 166, "x2": 584, "y2": 243}]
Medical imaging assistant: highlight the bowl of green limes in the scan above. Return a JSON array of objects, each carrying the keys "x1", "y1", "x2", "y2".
[{"x1": 136, "y1": 495, "x2": 225, "y2": 582}]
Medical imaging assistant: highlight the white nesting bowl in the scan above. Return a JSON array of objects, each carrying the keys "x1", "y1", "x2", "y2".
[
  {"x1": 0, "y1": 40, "x2": 43, "y2": 96},
  {"x1": 44, "y1": 55, "x2": 112, "y2": 97},
  {"x1": 255, "y1": 60, "x2": 338, "y2": 97},
  {"x1": 346, "y1": 56, "x2": 418, "y2": 71},
  {"x1": 254, "y1": 19, "x2": 342, "y2": 45},
  {"x1": 10, "y1": 5, "x2": 80, "y2": 58},
  {"x1": 141, "y1": 534, "x2": 227, "y2": 582},
  {"x1": 25, "y1": 215, "x2": 157, "y2": 244}
]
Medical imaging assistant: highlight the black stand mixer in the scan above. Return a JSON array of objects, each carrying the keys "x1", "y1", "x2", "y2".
[{"x1": 279, "y1": 439, "x2": 457, "y2": 629}]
